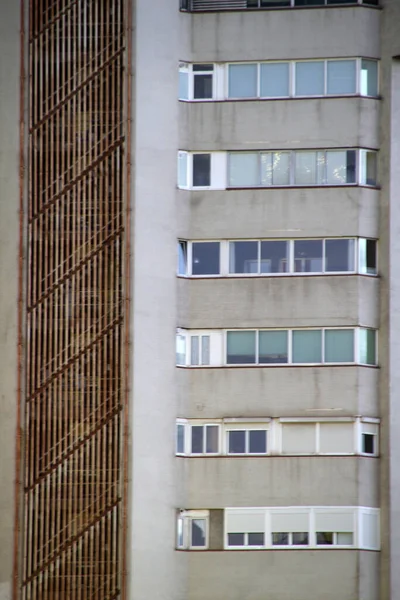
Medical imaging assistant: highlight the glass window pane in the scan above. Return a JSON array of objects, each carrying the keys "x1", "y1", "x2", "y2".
[
  {"x1": 259, "y1": 330, "x2": 288, "y2": 363},
  {"x1": 191, "y1": 426, "x2": 204, "y2": 453},
  {"x1": 324, "y1": 329, "x2": 354, "y2": 363},
  {"x1": 317, "y1": 532, "x2": 333, "y2": 545},
  {"x1": 359, "y1": 329, "x2": 376, "y2": 365},
  {"x1": 201, "y1": 336, "x2": 210, "y2": 365},
  {"x1": 229, "y1": 153, "x2": 259, "y2": 187},
  {"x1": 228, "y1": 430, "x2": 246, "y2": 454},
  {"x1": 327, "y1": 60, "x2": 356, "y2": 94},
  {"x1": 260, "y1": 63, "x2": 289, "y2": 97},
  {"x1": 337, "y1": 532, "x2": 353, "y2": 545},
  {"x1": 293, "y1": 532, "x2": 309, "y2": 545},
  {"x1": 360, "y1": 151, "x2": 377, "y2": 186},
  {"x1": 228, "y1": 64, "x2": 258, "y2": 98},
  {"x1": 249, "y1": 430, "x2": 267, "y2": 453},
  {"x1": 176, "y1": 334, "x2": 186, "y2": 365},
  {"x1": 260, "y1": 0, "x2": 291, "y2": 5},
  {"x1": 260, "y1": 153, "x2": 272, "y2": 186},
  {"x1": 295, "y1": 0, "x2": 325, "y2": 4},
  {"x1": 191, "y1": 519, "x2": 206, "y2": 547},
  {"x1": 361, "y1": 59, "x2": 378, "y2": 96},
  {"x1": 272, "y1": 152, "x2": 290, "y2": 185},
  {"x1": 326, "y1": 151, "x2": 348, "y2": 184},
  {"x1": 178, "y1": 152, "x2": 188, "y2": 187},
  {"x1": 295, "y1": 62, "x2": 324, "y2": 96},
  {"x1": 192, "y1": 242, "x2": 220, "y2": 275},
  {"x1": 193, "y1": 154, "x2": 211, "y2": 187},
  {"x1": 177, "y1": 516, "x2": 184, "y2": 547},
  {"x1": 272, "y1": 532, "x2": 289, "y2": 545},
  {"x1": 191, "y1": 336, "x2": 199, "y2": 365},
  {"x1": 228, "y1": 533, "x2": 245, "y2": 546},
  {"x1": 194, "y1": 74, "x2": 213, "y2": 99},
  {"x1": 294, "y1": 240, "x2": 323, "y2": 273},
  {"x1": 260, "y1": 241, "x2": 289, "y2": 274},
  {"x1": 227, "y1": 331, "x2": 256, "y2": 364},
  {"x1": 325, "y1": 239, "x2": 355, "y2": 272},
  {"x1": 178, "y1": 241, "x2": 187, "y2": 275},
  {"x1": 294, "y1": 151, "x2": 318, "y2": 185},
  {"x1": 229, "y1": 241, "x2": 259, "y2": 274},
  {"x1": 206, "y1": 425, "x2": 219, "y2": 453},
  {"x1": 177, "y1": 424, "x2": 185, "y2": 454},
  {"x1": 248, "y1": 532, "x2": 265, "y2": 546},
  {"x1": 193, "y1": 64, "x2": 214, "y2": 72},
  {"x1": 292, "y1": 330, "x2": 322, "y2": 363},
  {"x1": 359, "y1": 239, "x2": 377, "y2": 275},
  {"x1": 362, "y1": 433, "x2": 375, "y2": 455},
  {"x1": 179, "y1": 70, "x2": 189, "y2": 100}
]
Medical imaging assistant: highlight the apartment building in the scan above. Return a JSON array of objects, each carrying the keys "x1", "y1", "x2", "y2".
[{"x1": 0, "y1": 1, "x2": 399, "y2": 600}]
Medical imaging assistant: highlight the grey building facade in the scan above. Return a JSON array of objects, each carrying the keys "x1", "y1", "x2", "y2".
[{"x1": 0, "y1": 1, "x2": 399, "y2": 599}]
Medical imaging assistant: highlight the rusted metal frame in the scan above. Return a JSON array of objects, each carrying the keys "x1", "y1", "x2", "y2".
[
  {"x1": 13, "y1": 0, "x2": 26, "y2": 598},
  {"x1": 122, "y1": 1, "x2": 132, "y2": 600}
]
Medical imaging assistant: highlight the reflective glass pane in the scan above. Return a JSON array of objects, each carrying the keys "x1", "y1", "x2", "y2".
[
  {"x1": 260, "y1": 63, "x2": 289, "y2": 97},
  {"x1": 325, "y1": 239, "x2": 355, "y2": 272},
  {"x1": 248, "y1": 532, "x2": 265, "y2": 546},
  {"x1": 178, "y1": 241, "x2": 187, "y2": 275},
  {"x1": 192, "y1": 154, "x2": 211, "y2": 187},
  {"x1": 294, "y1": 240, "x2": 323, "y2": 273},
  {"x1": 228, "y1": 430, "x2": 246, "y2": 453},
  {"x1": 201, "y1": 336, "x2": 210, "y2": 365},
  {"x1": 337, "y1": 532, "x2": 353, "y2": 545},
  {"x1": 295, "y1": 62, "x2": 324, "y2": 96},
  {"x1": 317, "y1": 532, "x2": 333, "y2": 545},
  {"x1": 324, "y1": 329, "x2": 354, "y2": 363},
  {"x1": 272, "y1": 152, "x2": 290, "y2": 185},
  {"x1": 259, "y1": 330, "x2": 288, "y2": 363},
  {"x1": 260, "y1": 153, "x2": 273, "y2": 186},
  {"x1": 177, "y1": 424, "x2": 185, "y2": 454},
  {"x1": 191, "y1": 426, "x2": 204, "y2": 453},
  {"x1": 193, "y1": 64, "x2": 213, "y2": 71},
  {"x1": 361, "y1": 59, "x2": 378, "y2": 96},
  {"x1": 295, "y1": 0, "x2": 326, "y2": 4},
  {"x1": 292, "y1": 330, "x2": 322, "y2": 363},
  {"x1": 176, "y1": 334, "x2": 186, "y2": 365},
  {"x1": 227, "y1": 331, "x2": 256, "y2": 364},
  {"x1": 359, "y1": 239, "x2": 377, "y2": 275},
  {"x1": 194, "y1": 74, "x2": 213, "y2": 99},
  {"x1": 260, "y1": 241, "x2": 289, "y2": 273},
  {"x1": 177, "y1": 517, "x2": 184, "y2": 547},
  {"x1": 249, "y1": 430, "x2": 267, "y2": 453},
  {"x1": 360, "y1": 151, "x2": 377, "y2": 186},
  {"x1": 272, "y1": 532, "x2": 289, "y2": 545},
  {"x1": 228, "y1": 64, "x2": 258, "y2": 98},
  {"x1": 192, "y1": 242, "x2": 220, "y2": 275},
  {"x1": 191, "y1": 519, "x2": 206, "y2": 547},
  {"x1": 326, "y1": 151, "x2": 348, "y2": 184},
  {"x1": 229, "y1": 153, "x2": 259, "y2": 187},
  {"x1": 178, "y1": 152, "x2": 188, "y2": 187},
  {"x1": 206, "y1": 425, "x2": 219, "y2": 453},
  {"x1": 190, "y1": 336, "x2": 199, "y2": 366},
  {"x1": 294, "y1": 152, "x2": 318, "y2": 185},
  {"x1": 359, "y1": 329, "x2": 376, "y2": 365},
  {"x1": 293, "y1": 532, "x2": 309, "y2": 545},
  {"x1": 179, "y1": 70, "x2": 189, "y2": 100},
  {"x1": 229, "y1": 241, "x2": 259, "y2": 274},
  {"x1": 228, "y1": 533, "x2": 245, "y2": 545},
  {"x1": 327, "y1": 60, "x2": 356, "y2": 94},
  {"x1": 260, "y1": 0, "x2": 290, "y2": 5},
  {"x1": 362, "y1": 433, "x2": 375, "y2": 455}
]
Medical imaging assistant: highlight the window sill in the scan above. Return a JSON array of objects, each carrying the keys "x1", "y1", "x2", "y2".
[{"x1": 177, "y1": 272, "x2": 378, "y2": 279}]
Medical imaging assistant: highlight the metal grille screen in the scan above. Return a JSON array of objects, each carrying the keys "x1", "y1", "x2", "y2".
[{"x1": 22, "y1": 2, "x2": 127, "y2": 599}]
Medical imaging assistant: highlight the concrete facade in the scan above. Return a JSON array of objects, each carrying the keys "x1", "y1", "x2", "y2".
[{"x1": 1, "y1": 1, "x2": 399, "y2": 600}]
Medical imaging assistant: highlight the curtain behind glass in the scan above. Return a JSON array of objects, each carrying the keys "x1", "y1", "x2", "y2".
[
  {"x1": 292, "y1": 330, "x2": 322, "y2": 363},
  {"x1": 228, "y1": 64, "x2": 258, "y2": 98},
  {"x1": 324, "y1": 329, "x2": 354, "y2": 363},
  {"x1": 229, "y1": 153, "x2": 259, "y2": 186}
]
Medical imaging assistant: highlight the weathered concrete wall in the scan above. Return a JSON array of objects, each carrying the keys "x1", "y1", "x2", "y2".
[
  {"x1": 177, "y1": 187, "x2": 380, "y2": 241},
  {"x1": 0, "y1": 0, "x2": 20, "y2": 598},
  {"x1": 178, "y1": 365, "x2": 378, "y2": 418},
  {"x1": 178, "y1": 275, "x2": 379, "y2": 329},
  {"x1": 184, "y1": 456, "x2": 379, "y2": 508},
  {"x1": 180, "y1": 98, "x2": 380, "y2": 151}
]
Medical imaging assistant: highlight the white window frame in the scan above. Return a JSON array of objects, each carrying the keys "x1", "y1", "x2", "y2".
[
  {"x1": 177, "y1": 510, "x2": 209, "y2": 550},
  {"x1": 223, "y1": 506, "x2": 379, "y2": 551},
  {"x1": 178, "y1": 238, "x2": 377, "y2": 278},
  {"x1": 189, "y1": 423, "x2": 221, "y2": 455},
  {"x1": 179, "y1": 62, "x2": 225, "y2": 101},
  {"x1": 177, "y1": 151, "x2": 227, "y2": 190},
  {"x1": 225, "y1": 424, "x2": 269, "y2": 455}
]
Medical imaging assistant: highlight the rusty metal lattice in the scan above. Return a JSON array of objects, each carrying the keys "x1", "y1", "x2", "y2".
[{"x1": 22, "y1": 2, "x2": 126, "y2": 599}]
